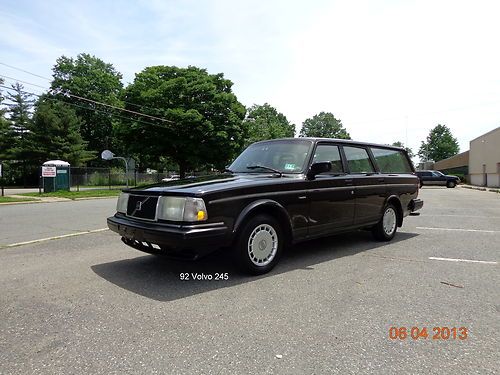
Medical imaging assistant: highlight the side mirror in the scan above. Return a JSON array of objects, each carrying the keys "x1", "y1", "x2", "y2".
[{"x1": 307, "y1": 161, "x2": 332, "y2": 180}]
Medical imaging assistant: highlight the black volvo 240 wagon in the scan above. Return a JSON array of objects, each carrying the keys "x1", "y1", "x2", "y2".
[{"x1": 108, "y1": 138, "x2": 423, "y2": 274}]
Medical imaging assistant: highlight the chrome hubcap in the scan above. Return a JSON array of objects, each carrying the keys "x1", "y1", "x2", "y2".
[
  {"x1": 383, "y1": 208, "x2": 397, "y2": 236},
  {"x1": 248, "y1": 224, "x2": 278, "y2": 266}
]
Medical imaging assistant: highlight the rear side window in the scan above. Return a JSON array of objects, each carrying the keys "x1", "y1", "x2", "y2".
[
  {"x1": 343, "y1": 146, "x2": 375, "y2": 173},
  {"x1": 312, "y1": 144, "x2": 344, "y2": 173},
  {"x1": 370, "y1": 148, "x2": 413, "y2": 173}
]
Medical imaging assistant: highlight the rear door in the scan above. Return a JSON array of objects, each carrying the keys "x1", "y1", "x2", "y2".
[
  {"x1": 342, "y1": 145, "x2": 386, "y2": 225},
  {"x1": 431, "y1": 171, "x2": 447, "y2": 185},
  {"x1": 307, "y1": 143, "x2": 355, "y2": 237},
  {"x1": 420, "y1": 171, "x2": 433, "y2": 184}
]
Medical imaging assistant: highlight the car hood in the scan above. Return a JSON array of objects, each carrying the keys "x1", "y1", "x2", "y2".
[{"x1": 124, "y1": 173, "x2": 303, "y2": 195}]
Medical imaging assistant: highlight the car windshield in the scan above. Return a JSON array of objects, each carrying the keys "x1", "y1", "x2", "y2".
[
  {"x1": 433, "y1": 171, "x2": 444, "y2": 176},
  {"x1": 229, "y1": 140, "x2": 313, "y2": 174}
]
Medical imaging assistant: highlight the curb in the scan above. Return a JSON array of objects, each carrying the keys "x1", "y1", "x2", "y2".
[
  {"x1": 460, "y1": 185, "x2": 500, "y2": 193},
  {"x1": 0, "y1": 195, "x2": 117, "y2": 206}
]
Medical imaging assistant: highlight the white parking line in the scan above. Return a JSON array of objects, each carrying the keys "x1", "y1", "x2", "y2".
[
  {"x1": 1, "y1": 228, "x2": 109, "y2": 249},
  {"x1": 425, "y1": 214, "x2": 500, "y2": 219},
  {"x1": 417, "y1": 226, "x2": 499, "y2": 233},
  {"x1": 429, "y1": 257, "x2": 498, "y2": 265}
]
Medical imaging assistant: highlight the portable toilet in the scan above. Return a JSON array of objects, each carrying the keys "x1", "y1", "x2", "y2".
[{"x1": 42, "y1": 160, "x2": 71, "y2": 192}]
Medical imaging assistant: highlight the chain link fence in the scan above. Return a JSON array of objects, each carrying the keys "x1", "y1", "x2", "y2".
[
  {"x1": 0, "y1": 162, "x2": 219, "y2": 191},
  {"x1": 70, "y1": 167, "x2": 218, "y2": 190}
]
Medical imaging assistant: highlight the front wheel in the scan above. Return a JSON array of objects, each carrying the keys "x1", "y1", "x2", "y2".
[
  {"x1": 372, "y1": 204, "x2": 398, "y2": 241},
  {"x1": 235, "y1": 214, "x2": 283, "y2": 275},
  {"x1": 446, "y1": 180, "x2": 456, "y2": 188}
]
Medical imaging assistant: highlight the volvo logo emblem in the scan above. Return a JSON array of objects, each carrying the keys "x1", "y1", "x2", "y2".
[
  {"x1": 259, "y1": 240, "x2": 267, "y2": 250},
  {"x1": 135, "y1": 201, "x2": 143, "y2": 211}
]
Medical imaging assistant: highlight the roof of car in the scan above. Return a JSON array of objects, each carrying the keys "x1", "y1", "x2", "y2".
[{"x1": 253, "y1": 137, "x2": 405, "y2": 150}]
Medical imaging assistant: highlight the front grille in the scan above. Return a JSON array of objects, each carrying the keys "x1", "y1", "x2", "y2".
[{"x1": 127, "y1": 195, "x2": 159, "y2": 221}]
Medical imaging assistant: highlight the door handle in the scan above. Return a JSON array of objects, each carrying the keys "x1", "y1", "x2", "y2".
[
  {"x1": 345, "y1": 178, "x2": 353, "y2": 185},
  {"x1": 378, "y1": 178, "x2": 385, "y2": 183}
]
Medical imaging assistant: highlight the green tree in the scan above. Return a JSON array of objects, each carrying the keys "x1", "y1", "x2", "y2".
[
  {"x1": 299, "y1": 112, "x2": 350, "y2": 139},
  {"x1": 244, "y1": 103, "x2": 295, "y2": 146},
  {"x1": 6, "y1": 82, "x2": 35, "y2": 184},
  {"x1": 392, "y1": 141, "x2": 414, "y2": 159},
  {"x1": 117, "y1": 65, "x2": 246, "y2": 178},
  {"x1": 7, "y1": 82, "x2": 34, "y2": 138},
  {"x1": 22, "y1": 98, "x2": 94, "y2": 166},
  {"x1": 418, "y1": 124, "x2": 459, "y2": 162},
  {"x1": 0, "y1": 79, "x2": 16, "y2": 160},
  {"x1": 49, "y1": 53, "x2": 123, "y2": 156}
]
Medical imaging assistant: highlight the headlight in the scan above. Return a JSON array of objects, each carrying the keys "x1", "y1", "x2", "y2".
[
  {"x1": 157, "y1": 196, "x2": 208, "y2": 222},
  {"x1": 116, "y1": 193, "x2": 129, "y2": 214}
]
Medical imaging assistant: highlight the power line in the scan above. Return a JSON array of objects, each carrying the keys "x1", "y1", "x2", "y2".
[
  {"x1": 0, "y1": 73, "x2": 175, "y2": 124},
  {"x1": 0, "y1": 74, "x2": 49, "y2": 91},
  {"x1": 0, "y1": 62, "x2": 52, "y2": 81},
  {"x1": 0, "y1": 84, "x2": 166, "y2": 129},
  {"x1": 0, "y1": 61, "x2": 171, "y2": 117}
]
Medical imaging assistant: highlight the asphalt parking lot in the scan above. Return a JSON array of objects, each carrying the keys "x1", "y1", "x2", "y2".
[{"x1": 0, "y1": 187, "x2": 498, "y2": 374}]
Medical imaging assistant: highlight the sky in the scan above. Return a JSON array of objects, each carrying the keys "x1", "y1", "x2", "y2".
[{"x1": 1, "y1": 0, "x2": 500, "y2": 160}]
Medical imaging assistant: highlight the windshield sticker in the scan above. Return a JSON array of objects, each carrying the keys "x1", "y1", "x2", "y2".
[{"x1": 284, "y1": 163, "x2": 296, "y2": 170}]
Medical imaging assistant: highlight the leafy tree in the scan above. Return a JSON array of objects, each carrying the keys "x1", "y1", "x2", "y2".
[
  {"x1": 0, "y1": 79, "x2": 16, "y2": 160},
  {"x1": 418, "y1": 124, "x2": 459, "y2": 162},
  {"x1": 244, "y1": 103, "x2": 295, "y2": 146},
  {"x1": 21, "y1": 98, "x2": 95, "y2": 166},
  {"x1": 117, "y1": 65, "x2": 247, "y2": 178},
  {"x1": 392, "y1": 141, "x2": 414, "y2": 159},
  {"x1": 299, "y1": 112, "x2": 350, "y2": 139},
  {"x1": 49, "y1": 53, "x2": 123, "y2": 156}
]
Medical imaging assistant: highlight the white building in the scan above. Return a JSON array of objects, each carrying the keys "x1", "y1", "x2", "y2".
[{"x1": 469, "y1": 127, "x2": 500, "y2": 187}]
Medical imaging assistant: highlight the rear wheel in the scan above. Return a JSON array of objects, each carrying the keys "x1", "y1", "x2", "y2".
[
  {"x1": 446, "y1": 180, "x2": 456, "y2": 188},
  {"x1": 372, "y1": 203, "x2": 398, "y2": 241},
  {"x1": 235, "y1": 214, "x2": 283, "y2": 275}
]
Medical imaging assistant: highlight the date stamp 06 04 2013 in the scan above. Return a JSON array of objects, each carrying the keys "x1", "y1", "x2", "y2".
[{"x1": 389, "y1": 327, "x2": 468, "y2": 340}]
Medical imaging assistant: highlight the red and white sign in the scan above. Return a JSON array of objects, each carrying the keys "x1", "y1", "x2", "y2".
[{"x1": 41, "y1": 166, "x2": 57, "y2": 177}]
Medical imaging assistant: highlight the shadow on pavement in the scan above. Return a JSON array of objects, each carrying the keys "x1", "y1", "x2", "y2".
[{"x1": 91, "y1": 231, "x2": 418, "y2": 302}]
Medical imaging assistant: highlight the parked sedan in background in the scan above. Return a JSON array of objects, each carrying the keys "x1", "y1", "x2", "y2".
[{"x1": 415, "y1": 170, "x2": 460, "y2": 188}]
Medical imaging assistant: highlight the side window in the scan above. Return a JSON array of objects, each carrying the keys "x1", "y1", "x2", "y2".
[
  {"x1": 312, "y1": 144, "x2": 343, "y2": 174},
  {"x1": 370, "y1": 148, "x2": 412, "y2": 173},
  {"x1": 343, "y1": 146, "x2": 375, "y2": 173}
]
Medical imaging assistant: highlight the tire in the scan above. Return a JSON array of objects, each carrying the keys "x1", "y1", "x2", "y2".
[
  {"x1": 446, "y1": 180, "x2": 456, "y2": 188},
  {"x1": 372, "y1": 203, "x2": 398, "y2": 241},
  {"x1": 234, "y1": 214, "x2": 283, "y2": 275}
]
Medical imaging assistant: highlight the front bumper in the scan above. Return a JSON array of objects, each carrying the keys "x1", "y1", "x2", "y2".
[{"x1": 107, "y1": 215, "x2": 231, "y2": 256}]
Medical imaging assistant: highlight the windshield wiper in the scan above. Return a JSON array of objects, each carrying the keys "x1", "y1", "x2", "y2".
[
  {"x1": 224, "y1": 167, "x2": 234, "y2": 174},
  {"x1": 246, "y1": 165, "x2": 283, "y2": 177}
]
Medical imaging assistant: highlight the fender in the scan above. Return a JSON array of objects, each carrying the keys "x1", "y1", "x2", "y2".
[
  {"x1": 232, "y1": 199, "x2": 293, "y2": 236},
  {"x1": 383, "y1": 194, "x2": 403, "y2": 226}
]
